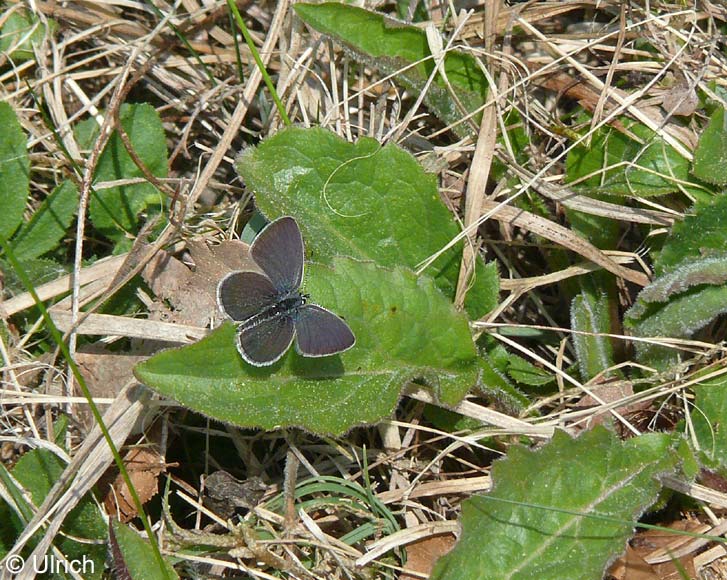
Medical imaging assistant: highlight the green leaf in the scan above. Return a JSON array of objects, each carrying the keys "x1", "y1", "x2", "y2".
[
  {"x1": 566, "y1": 117, "x2": 701, "y2": 197},
  {"x1": 0, "y1": 10, "x2": 53, "y2": 62},
  {"x1": 506, "y1": 355, "x2": 555, "y2": 388},
  {"x1": 571, "y1": 291, "x2": 615, "y2": 382},
  {"x1": 692, "y1": 369, "x2": 727, "y2": 470},
  {"x1": 431, "y1": 427, "x2": 678, "y2": 580},
  {"x1": 627, "y1": 202, "x2": 727, "y2": 366},
  {"x1": 0, "y1": 502, "x2": 23, "y2": 556},
  {"x1": 88, "y1": 103, "x2": 168, "y2": 240},
  {"x1": 564, "y1": 196, "x2": 621, "y2": 249},
  {"x1": 0, "y1": 464, "x2": 33, "y2": 526},
  {"x1": 4, "y1": 449, "x2": 107, "y2": 578},
  {"x1": 394, "y1": 0, "x2": 428, "y2": 22},
  {"x1": 1, "y1": 257, "x2": 68, "y2": 295},
  {"x1": 135, "y1": 258, "x2": 479, "y2": 436},
  {"x1": 626, "y1": 284, "x2": 727, "y2": 368},
  {"x1": 0, "y1": 102, "x2": 29, "y2": 241},
  {"x1": 477, "y1": 354, "x2": 529, "y2": 410},
  {"x1": 693, "y1": 107, "x2": 727, "y2": 185},
  {"x1": 11, "y1": 180, "x2": 78, "y2": 261},
  {"x1": 676, "y1": 436, "x2": 700, "y2": 480},
  {"x1": 110, "y1": 520, "x2": 179, "y2": 580},
  {"x1": 424, "y1": 405, "x2": 484, "y2": 432},
  {"x1": 236, "y1": 125, "x2": 499, "y2": 318},
  {"x1": 656, "y1": 194, "x2": 727, "y2": 276},
  {"x1": 628, "y1": 254, "x2": 727, "y2": 320},
  {"x1": 293, "y1": 3, "x2": 487, "y2": 137}
]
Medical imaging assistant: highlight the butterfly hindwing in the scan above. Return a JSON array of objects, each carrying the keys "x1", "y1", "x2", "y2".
[
  {"x1": 294, "y1": 304, "x2": 355, "y2": 357},
  {"x1": 237, "y1": 315, "x2": 296, "y2": 366}
]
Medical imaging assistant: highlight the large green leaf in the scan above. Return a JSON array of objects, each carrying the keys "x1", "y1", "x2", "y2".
[
  {"x1": 566, "y1": 118, "x2": 702, "y2": 197},
  {"x1": 0, "y1": 102, "x2": 29, "y2": 241},
  {"x1": 431, "y1": 428, "x2": 678, "y2": 580},
  {"x1": 135, "y1": 258, "x2": 478, "y2": 435},
  {"x1": 692, "y1": 106, "x2": 727, "y2": 185},
  {"x1": 294, "y1": 3, "x2": 488, "y2": 137},
  {"x1": 236, "y1": 126, "x2": 499, "y2": 318},
  {"x1": 87, "y1": 103, "x2": 168, "y2": 240},
  {"x1": 11, "y1": 180, "x2": 78, "y2": 261}
]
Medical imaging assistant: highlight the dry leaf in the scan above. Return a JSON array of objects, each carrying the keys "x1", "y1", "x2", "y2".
[
  {"x1": 142, "y1": 239, "x2": 255, "y2": 328},
  {"x1": 103, "y1": 446, "x2": 167, "y2": 523},
  {"x1": 699, "y1": 470, "x2": 727, "y2": 494},
  {"x1": 607, "y1": 545, "x2": 659, "y2": 579},
  {"x1": 662, "y1": 73, "x2": 698, "y2": 117},
  {"x1": 620, "y1": 521, "x2": 702, "y2": 579},
  {"x1": 76, "y1": 345, "x2": 146, "y2": 431},
  {"x1": 400, "y1": 534, "x2": 457, "y2": 580}
]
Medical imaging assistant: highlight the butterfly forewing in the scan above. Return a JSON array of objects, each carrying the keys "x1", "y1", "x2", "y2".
[
  {"x1": 294, "y1": 304, "x2": 356, "y2": 357},
  {"x1": 237, "y1": 316, "x2": 296, "y2": 366},
  {"x1": 217, "y1": 271, "x2": 278, "y2": 322},
  {"x1": 251, "y1": 217, "x2": 304, "y2": 292}
]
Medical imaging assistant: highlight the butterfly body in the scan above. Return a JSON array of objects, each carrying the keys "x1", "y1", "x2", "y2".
[{"x1": 217, "y1": 217, "x2": 355, "y2": 366}]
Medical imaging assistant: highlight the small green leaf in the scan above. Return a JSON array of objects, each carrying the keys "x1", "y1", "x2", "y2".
[
  {"x1": 424, "y1": 405, "x2": 484, "y2": 432},
  {"x1": 0, "y1": 501, "x2": 23, "y2": 556},
  {"x1": 431, "y1": 427, "x2": 678, "y2": 580},
  {"x1": 294, "y1": 3, "x2": 487, "y2": 137},
  {"x1": 236, "y1": 125, "x2": 499, "y2": 318},
  {"x1": 564, "y1": 196, "x2": 621, "y2": 249},
  {"x1": 566, "y1": 117, "x2": 701, "y2": 197},
  {"x1": 627, "y1": 200, "x2": 727, "y2": 367},
  {"x1": 88, "y1": 103, "x2": 168, "y2": 240},
  {"x1": 477, "y1": 354, "x2": 529, "y2": 410},
  {"x1": 110, "y1": 520, "x2": 179, "y2": 580},
  {"x1": 506, "y1": 355, "x2": 555, "y2": 388},
  {"x1": 0, "y1": 102, "x2": 29, "y2": 241},
  {"x1": 135, "y1": 258, "x2": 478, "y2": 436},
  {"x1": 1, "y1": 257, "x2": 68, "y2": 295},
  {"x1": 5, "y1": 449, "x2": 107, "y2": 578},
  {"x1": 394, "y1": 0, "x2": 428, "y2": 22},
  {"x1": 571, "y1": 291, "x2": 615, "y2": 382},
  {"x1": 693, "y1": 107, "x2": 727, "y2": 185},
  {"x1": 656, "y1": 194, "x2": 727, "y2": 276},
  {"x1": 626, "y1": 284, "x2": 727, "y2": 368},
  {"x1": 692, "y1": 369, "x2": 727, "y2": 470},
  {"x1": 11, "y1": 180, "x2": 78, "y2": 261},
  {"x1": 628, "y1": 255, "x2": 727, "y2": 320},
  {"x1": 676, "y1": 437, "x2": 700, "y2": 480},
  {"x1": 0, "y1": 10, "x2": 53, "y2": 62}
]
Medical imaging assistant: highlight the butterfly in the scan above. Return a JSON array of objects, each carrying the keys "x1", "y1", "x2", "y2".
[{"x1": 217, "y1": 216, "x2": 356, "y2": 366}]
